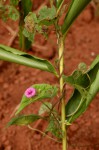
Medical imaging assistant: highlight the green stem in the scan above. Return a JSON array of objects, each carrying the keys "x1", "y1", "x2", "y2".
[
  {"x1": 19, "y1": 25, "x2": 25, "y2": 51},
  {"x1": 59, "y1": 37, "x2": 67, "y2": 150},
  {"x1": 19, "y1": 1, "x2": 26, "y2": 51}
]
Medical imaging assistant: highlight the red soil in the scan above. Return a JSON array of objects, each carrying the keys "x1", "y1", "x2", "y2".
[{"x1": 0, "y1": 2, "x2": 99, "y2": 150}]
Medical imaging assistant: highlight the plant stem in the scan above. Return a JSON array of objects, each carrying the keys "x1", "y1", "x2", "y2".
[
  {"x1": 19, "y1": 25, "x2": 25, "y2": 51},
  {"x1": 28, "y1": 125, "x2": 61, "y2": 143},
  {"x1": 19, "y1": 1, "x2": 26, "y2": 51},
  {"x1": 59, "y1": 37, "x2": 67, "y2": 150}
]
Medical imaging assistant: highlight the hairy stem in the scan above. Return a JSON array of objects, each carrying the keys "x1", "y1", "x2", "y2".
[{"x1": 59, "y1": 37, "x2": 67, "y2": 150}]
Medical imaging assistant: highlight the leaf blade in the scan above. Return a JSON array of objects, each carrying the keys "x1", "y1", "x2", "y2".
[
  {"x1": 7, "y1": 114, "x2": 41, "y2": 127},
  {"x1": 16, "y1": 84, "x2": 58, "y2": 115},
  {"x1": 65, "y1": 56, "x2": 99, "y2": 123},
  {"x1": 62, "y1": 0, "x2": 91, "y2": 35},
  {"x1": 0, "y1": 44, "x2": 57, "y2": 75},
  {"x1": 39, "y1": 102, "x2": 52, "y2": 115}
]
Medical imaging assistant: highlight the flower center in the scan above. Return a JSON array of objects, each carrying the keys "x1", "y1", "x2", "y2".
[{"x1": 28, "y1": 90, "x2": 33, "y2": 94}]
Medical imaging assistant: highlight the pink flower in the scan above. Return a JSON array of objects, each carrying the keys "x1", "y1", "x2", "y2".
[{"x1": 25, "y1": 87, "x2": 36, "y2": 98}]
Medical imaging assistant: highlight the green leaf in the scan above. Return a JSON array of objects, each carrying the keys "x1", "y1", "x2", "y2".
[
  {"x1": 23, "y1": 6, "x2": 56, "y2": 41},
  {"x1": 46, "y1": 115, "x2": 63, "y2": 139},
  {"x1": 65, "y1": 56, "x2": 99, "y2": 123},
  {"x1": 38, "y1": 6, "x2": 56, "y2": 22},
  {"x1": 63, "y1": 70, "x2": 90, "y2": 89},
  {"x1": 23, "y1": 12, "x2": 42, "y2": 42},
  {"x1": 0, "y1": 44, "x2": 57, "y2": 75},
  {"x1": 24, "y1": 12, "x2": 38, "y2": 26},
  {"x1": 86, "y1": 70, "x2": 99, "y2": 105},
  {"x1": 0, "y1": 3, "x2": 19, "y2": 21},
  {"x1": 7, "y1": 114, "x2": 41, "y2": 127},
  {"x1": 16, "y1": 84, "x2": 58, "y2": 115},
  {"x1": 7, "y1": 5, "x2": 19, "y2": 21},
  {"x1": 23, "y1": 28, "x2": 35, "y2": 42},
  {"x1": 39, "y1": 20, "x2": 54, "y2": 26},
  {"x1": 62, "y1": 0, "x2": 91, "y2": 35},
  {"x1": 39, "y1": 102, "x2": 52, "y2": 115}
]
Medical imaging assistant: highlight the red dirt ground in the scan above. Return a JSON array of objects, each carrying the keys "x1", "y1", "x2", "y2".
[{"x1": 0, "y1": 2, "x2": 99, "y2": 150}]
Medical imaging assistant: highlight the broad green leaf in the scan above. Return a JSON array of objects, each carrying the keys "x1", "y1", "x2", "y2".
[
  {"x1": 65, "y1": 56, "x2": 99, "y2": 123},
  {"x1": 63, "y1": 65, "x2": 90, "y2": 98},
  {"x1": 39, "y1": 102, "x2": 52, "y2": 115},
  {"x1": 46, "y1": 115, "x2": 63, "y2": 139},
  {"x1": 38, "y1": 6, "x2": 56, "y2": 22},
  {"x1": 7, "y1": 5, "x2": 19, "y2": 21},
  {"x1": 16, "y1": 84, "x2": 58, "y2": 115},
  {"x1": 23, "y1": 28, "x2": 35, "y2": 42},
  {"x1": 62, "y1": 0, "x2": 91, "y2": 35},
  {"x1": 86, "y1": 70, "x2": 99, "y2": 105},
  {"x1": 7, "y1": 114, "x2": 41, "y2": 127},
  {"x1": 63, "y1": 70, "x2": 90, "y2": 89},
  {"x1": 0, "y1": 44, "x2": 57, "y2": 75},
  {"x1": 23, "y1": 6, "x2": 56, "y2": 42},
  {"x1": 23, "y1": 12, "x2": 41, "y2": 42},
  {"x1": 39, "y1": 20, "x2": 54, "y2": 26},
  {"x1": 24, "y1": 12, "x2": 38, "y2": 26},
  {"x1": 0, "y1": 3, "x2": 19, "y2": 21},
  {"x1": 23, "y1": 12, "x2": 44, "y2": 42}
]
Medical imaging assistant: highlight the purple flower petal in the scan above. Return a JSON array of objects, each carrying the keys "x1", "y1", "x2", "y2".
[{"x1": 25, "y1": 87, "x2": 36, "y2": 98}]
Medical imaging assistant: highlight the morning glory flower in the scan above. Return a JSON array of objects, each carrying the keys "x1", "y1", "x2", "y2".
[{"x1": 25, "y1": 87, "x2": 36, "y2": 98}]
